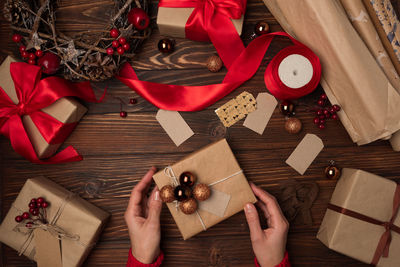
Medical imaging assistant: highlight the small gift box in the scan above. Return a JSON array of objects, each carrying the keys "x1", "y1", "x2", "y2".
[
  {"x1": 0, "y1": 56, "x2": 87, "y2": 160},
  {"x1": 0, "y1": 176, "x2": 110, "y2": 267},
  {"x1": 317, "y1": 168, "x2": 400, "y2": 266},
  {"x1": 153, "y1": 139, "x2": 256, "y2": 240}
]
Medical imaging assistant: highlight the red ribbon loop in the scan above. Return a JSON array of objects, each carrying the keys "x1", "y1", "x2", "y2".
[{"x1": 0, "y1": 62, "x2": 102, "y2": 164}]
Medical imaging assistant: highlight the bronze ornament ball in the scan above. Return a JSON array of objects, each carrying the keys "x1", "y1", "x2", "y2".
[
  {"x1": 285, "y1": 118, "x2": 302, "y2": 134},
  {"x1": 254, "y1": 21, "x2": 270, "y2": 36},
  {"x1": 206, "y1": 55, "x2": 223, "y2": 72},
  {"x1": 179, "y1": 172, "x2": 197, "y2": 187},
  {"x1": 179, "y1": 198, "x2": 198, "y2": 215},
  {"x1": 193, "y1": 184, "x2": 211, "y2": 201},
  {"x1": 158, "y1": 38, "x2": 175, "y2": 53},
  {"x1": 160, "y1": 185, "x2": 175, "y2": 203},
  {"x1": 325, "y1": 165, "x2": 341, "y2": 179},
  {"x1": 279, "y1": 101, "x2": 295, "y2": 116},
  {"x1": 174, "y1": 185, "x2": 192, "y2": 201}
]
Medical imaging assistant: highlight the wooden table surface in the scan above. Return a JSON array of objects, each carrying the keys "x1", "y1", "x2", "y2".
[{"x1": 2, "y1": 0, "x2": 400, "y2": 266}]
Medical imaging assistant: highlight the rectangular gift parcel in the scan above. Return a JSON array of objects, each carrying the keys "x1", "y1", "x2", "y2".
[
  {"x1": 0, "y1": 56, "x2": 87, "y2": 159},
  {"x1": 157, "y1": 7, "x2": 244, "y2": 39},
  {"x1": 153, "y1": 139, "x2": 256, "y2": 239},
  {"x1": 0, "y1": 176, "x2": 110, "y2": 267},
  {"x1": 317, "y1": 168, "x2": 400, "y2": 266}
]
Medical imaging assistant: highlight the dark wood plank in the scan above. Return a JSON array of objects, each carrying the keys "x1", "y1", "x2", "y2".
[{"x1": 2, "y1": 0, "x2": 400, "y2": 266}]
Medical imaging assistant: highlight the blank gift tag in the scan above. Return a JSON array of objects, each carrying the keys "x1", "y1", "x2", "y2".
[
  {"x1": 286, "y1": 134, "x2": 324, "y2": 175},
  {"x1": 156, "y1": 109, "x2": 194, "y2": 146},
  {"x1": 198, "y1": 189, "x2": 231, "y2": 217},
  {"x1": 33, "y1": 229, "x2": 62, "y2": 267},
  {"x1": 243, "y1": 93, "x2": 278, "y2": 135}
]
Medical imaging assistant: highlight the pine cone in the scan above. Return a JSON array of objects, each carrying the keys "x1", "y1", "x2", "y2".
[
  {"x1": 3, "y1": 0, "x2": 30, "y2": 26},
  {"x1": 84, "y1": 52, "x2": 117, "y2": 81}
]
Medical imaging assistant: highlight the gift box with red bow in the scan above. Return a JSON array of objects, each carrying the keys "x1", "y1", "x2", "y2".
[{"x1": 0, "y1": 56, "x2": 101, "y2": 164}]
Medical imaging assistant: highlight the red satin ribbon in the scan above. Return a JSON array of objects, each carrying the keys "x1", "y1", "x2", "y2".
[
  {"x1": 117, "y1": 32, "x2": 321, "y2": 111},
  {"x1": 0, "y1": 62, "x2": 103, "y2": 164},
  {"x1": 158, "y1": 0, "x2": 246, "y2": 69}
]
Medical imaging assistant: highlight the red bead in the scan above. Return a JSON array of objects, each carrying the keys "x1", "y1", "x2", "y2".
[
  {"x1": 42, "y1": 202, "x2": 49, "y2": 208},
  {"x1": 37, "y1": 197, "x2": 44, "y2": 203},
  {"x1": 26, "y1": 222, "x2": 33, "y2": 228},
  {"x1": 118, "y1": 37, "x2": 127, "y2": 45},
  {"x1": 19, "y1": 45, "x2": 26, "y2": 53},
  {"x1": 29, "y1": 202, "x2": 36, "y2": 208},
  {"x1": 38, "y1": 53, "x2": 60, "y2": 75},
  {"x1": 21, "y1": 51, "x2": 29, "y2": 59},
  {"x1": 15, "y1": 215, "x2": 23, "y2": 222},
  {"x1": 28, "y1": 59, "x2": 36, "y2": 65},
  {"x1": 128, "y1": 8, "x2": 150, "y2": 30},
  {"x1": 129, "y1": 98, "x2": 137, "y2": 104},
  {"x1": 320, "y1": 93, "x2": 327, "y2": 100},
  {"x1": 313, "y1": 117, "x2": 320, "y2": 124},
  {"x1": 319, "y1": 124, "x2": 325, "y2": 129},
  {"x1": 333, "y1": 104, "x2": 341, "y2": 112},
  {"x1": 332, "y1": 114, "x2": 338, "y2": 120},
  {"x1": 122, "y1": 43, "x2": 130, "y2": 51},
  {"x1": 32, "y1": 209, "x2": 39, "y2": 216},
  {"x1": 35, "y1": 50, "x2": 43, "y2": 57},
  {"x1": 28, "y1": 53, "x2": 36, "y2": 60},
  {"x1": 110, "y1": 28, "x2": 120, "y2": 38},
  {"x1": 317, "y1": 99, "x2": 325, "y2": 106},
  {"x1": 22, "y1": 212, "x2": 30, "y2": 219},
  {"x1": 106, "y1": 47, "x2": 114, "y2": 55},
  {"x1": 120, "y1": 111, "x2": 127, "y2": 117},
  {"x1": 12, "y1": 33, "x2": 22, "y2": 43},
  {"x1": 112, "y1": 40, "x2": 120, "y2": 48}
]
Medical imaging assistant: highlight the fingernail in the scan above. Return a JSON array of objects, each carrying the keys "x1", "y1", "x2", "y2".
[
  {"x1": 245, "y1": 203, "x2": 252, "y2": 213},
  {"x1": 154, "y1": 190, "x2": 160, "y2": 201},
  {"x1": 151, "y1": 166, "x2": 157, "y2": 172}
]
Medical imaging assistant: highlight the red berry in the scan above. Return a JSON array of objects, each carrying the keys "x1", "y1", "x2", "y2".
[
  {"x1": 37, "y1": 197, "x2": 44, "y2": 203},
  {"x1": 35, "y1": 50, "x2": 43, "y2": 57},
  {"x1": 15, "y1": 215, "x2": 23, "y2": 222},
  {"x1": 106, "y1": 47, "x2": 114, "y2": 55},
  {"x1": 22, "y1": 212, "x2": 30, "y2": 219},
  {"x1": 129, "y1": 98, "x2": 137, "y2": 104},
  {"x1": 110, "y1": 28, "x2": 120, "y2": 38},
  {"x1": 118, "y1": 37, "x2": 127, "y2": 45},
  {"x1": 127, "y1": 8, "x2": 150, "y2": 30},
  {"x1": 112, "y1": 40, "x2": 120, "y2": 48},
  {"x1": 29, "y1": 208, "x2": 35, "y2": 214},
  {"x1": 332, "y1": 114, "x2": 338, "y2": 120},
  {"x1": 319, "y1": 124, "x2": 325, "y2": 129},
  {"x1": 319, "y1": 115, "x2": 325, "y2": 120},
  {"x1": 19, "y1": 45, "x2": 26, "y2": 53},
  {"x1": 317, "y1": 99, "x2": 325, "y2": 106},
  {"x1": 38, "y1": 52, "x2": 60, "y2": 75},
  {"x1": 313, "y1": 117, "x2": 320, "y2": 124},
  {"x1": 320, "y1": 94, "x2": 327, "y2": 100},
  {"x1": 329, "y1": 107, "x2": 336, "y2": 114},
  {"x1": 117, "y1": 46, "x2": 125, "y2": 55},
  {"x1": 26, "y1": 222, "x2": 33, "y2": 228},
  {"x1": 320, "y1": 119, "x2": 325, "y2": 124},
  {"x1": 42, "y1": 202, "x2": 49, "y2": 208},
  {"x1": 28, "y1": 53, "x2": 36, "y2": 60},
  {"x1": 37, "y1": 202, "x2": 42, "y2": 208},
  {"x1": 333, "y1": 104, "x2": 341, "y2": 112},
  {"x1": 28, "y1": 59, "x2": 36, "y2": 65},
  {"x1": 316, "y1": 109, "x2": 323, "y2": 116},
  {"x1": 29, "y1": 202, "x2": 36, "y2": 208},
  {"x1": 12, "y1": 33, "x2": 22, "y2": 43},
  {"x1": 122, "y1": 43, "x2": 130, "y2": 51},
  {"x1": 21, "y1": 51, "x2": 29, "y2": 59},
  {"x1": 31, "y1": 198, "x2": 37, "y2": 203},
  {"x1": 120, "y1": 111, "x2": 127, "y2": 117},
  {"x1": 32, "y1": 209, "x2": 39, "y2": 216}
]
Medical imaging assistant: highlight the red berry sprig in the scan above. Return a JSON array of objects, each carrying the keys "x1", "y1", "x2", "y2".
[
  {"x1": 14, "y1": 197, "x2": 50, "y2": 227},
  {"x1": 312, "y1": 94, "x2": 341, "y2": 130},
  {"x1": 108, "y1": 29, "x2": 131, "y2": 56}
]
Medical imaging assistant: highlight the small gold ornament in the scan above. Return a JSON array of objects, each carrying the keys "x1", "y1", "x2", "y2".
[
  {"x1": 179, "y1": 198, "x2": 198, "y2": 215},
  {"x1": 285, "y1": 117, "x2": 302, "y2": 134},
  {"x1": 193, "y1": 184, "x2": 211, "y2": 201},
  {"x1": 206, "y1": 55, "x2": 223, "y2": 72},
  {"x1": 160, "y1": 185, "x2": 175, "y2": 203}
]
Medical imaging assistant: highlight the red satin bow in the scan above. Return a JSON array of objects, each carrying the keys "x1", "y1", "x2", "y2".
[
  {"x1": 158, "y1": 0, "x2": 246, "y2": 68},
  {"x1": 117, "y1": 32, "x2": 320, "y2": 111},
  {"x1": 0, "y1": 62, "x2": 102, "y2": 164}
]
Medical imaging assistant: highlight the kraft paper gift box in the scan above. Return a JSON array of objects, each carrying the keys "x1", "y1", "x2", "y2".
[
  {"x1": 317, "y1": 169, "x2": 400, "y2": 266},
  {"x1": 0, "y1": 176, "x2": 110, "y2": 267},
  {"x1": 153, "y1": 139, "x2": 256, "y2": 240},
  {"x1": 262, "y1": 0, "x2": 400, "y2": 149},
  {"x1": 157, "y1": 6, "x2": 244, "y2": 39},
  {"x1": 0, "y1": 56, "x2": 87, "y2": 159}
]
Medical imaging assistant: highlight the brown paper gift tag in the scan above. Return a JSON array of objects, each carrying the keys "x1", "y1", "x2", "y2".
[
  {"x1": 156, "y1": 109, "x2": 194, "y2": 146},
  {"x1": 317, "y1": 169, "x2": 400, "y2": 267},
  {"x1": 0, "y1": 177, "x2": 110, "y2": 267},
  {"x1": 0, "y1": 56, "x2": 88, "y2": 159},
  {"x1": 157, "y1": 7, "x2": 244, "y2": 39},
  {"x1": 153, "y1": 139, "x2": 256, "y2": 240},
  {"x1": 243, "y1": 93, "x2": 277, "y2": 135},
  {"x1": 34, "y1": 229, "x2": 62, "y2": 267}
]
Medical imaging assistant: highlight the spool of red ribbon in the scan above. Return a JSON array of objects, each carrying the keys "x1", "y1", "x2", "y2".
[{"x1": 117, "y1": 32, "x2": 321, "y2": 111}]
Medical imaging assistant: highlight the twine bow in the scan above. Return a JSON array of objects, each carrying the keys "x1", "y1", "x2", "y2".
[{"x1": 0, "y1": 62, "x2": 104, "y2": 164}]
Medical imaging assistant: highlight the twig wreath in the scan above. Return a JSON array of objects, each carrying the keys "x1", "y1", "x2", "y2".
[{"x1": 3, "y1": 0, "x2": 151, "y2": 81}]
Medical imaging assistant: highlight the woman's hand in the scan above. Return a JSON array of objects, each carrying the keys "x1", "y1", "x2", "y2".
[
  {"x1": 244, "y1": 183, "x2": 289, "y2": 267},
  {"x1": 124, "y1": 167, "x2": 162, "y2": 264}
]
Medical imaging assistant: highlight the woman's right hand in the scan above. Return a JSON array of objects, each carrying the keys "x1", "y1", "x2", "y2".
[{"x1": 244, "y1": 183, "x2": 289, "y2": 267}]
